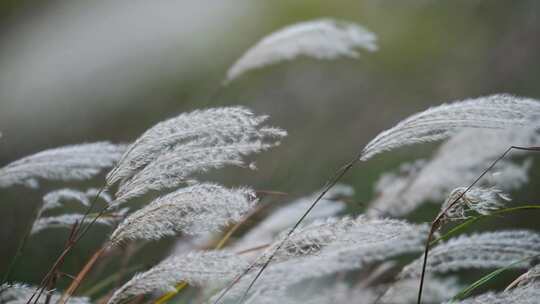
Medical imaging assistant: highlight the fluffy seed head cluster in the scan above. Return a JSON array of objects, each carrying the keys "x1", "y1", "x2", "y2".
[
  {"x1": 39, "y1": 188, "x2": 113, "y2": 212},
  {"x1": 106, "y1": 107, "x2": 286, "y2": 203},
  {"x1": 400, "y1": 230, "x2": 540, "y2": 278},
  {"x1": 214, "y1": 217, "x2": 429, "y2": 302},
  {"x1": 259, "y1": 276, "x2": 458, "y2": 304},
  {"x1": 368, "y1": 127, "x2": 536, "y2": 217},
  {"x1": 0, "y1": 142, "x2": 126, "y2": 188},
  {"x1": 379, "y1": 276, "x2": 461, "y2": 304},
  {"x1": 234, "y1": 184, "x2": 351, "y2": 251},
  {"x1": 267, "y1": 216, "x2": 426, "y2": 261},
  {"x1": 107, "y1": 251, "x2": 247, "y2": 304},
  {"x1": 361, "y1": 94, "x2": 540, "y2": 161},
  {"x1": 31, "y1": 188, "x2": 120, "y2": 235},
  {"x1": 439, "y1": 187, "x2": 510, "y2": 221},
  {"x1": 449, "y1": 281, "x2": 540, "y2": 304},
  {"x1": 0, "y1": 283, "x2": 90, "y2": 304},
  {"x1": 109, "y1": 183, "x2": 257, "y2": 246},
  {"x1": 225, "y1": 18, "x2": 377, "y2": 83},
  {"x1": 280, "y1": 282, "x2": 378, "y2": 304},
  {"x1": 284, "y1": 278, "x2": 458, "y2": 304},
  {"x1": 31, "y1": 213, "x2": 120, "y2": 235}
]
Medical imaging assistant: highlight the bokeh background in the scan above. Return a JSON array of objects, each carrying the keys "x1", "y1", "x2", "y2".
[{"x1": 1, "y1": 0, "x2": 540, "y2": 294}]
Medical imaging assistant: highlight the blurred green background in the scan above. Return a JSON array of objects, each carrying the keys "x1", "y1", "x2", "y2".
[{"x1": 1, "y1": 0, "x2": 540, "y2": 295}]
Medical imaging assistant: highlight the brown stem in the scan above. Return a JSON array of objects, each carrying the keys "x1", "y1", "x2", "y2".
[
  {"x1": 254, "y1": 190, "x2": 289, "y2": 197},
  {"x1": 43, "y1": 272, "x2": 58, "y2": 304},
  {"x1": 28, "y1": 221, "x2": 79, "y2": 304},
  {"x1": 26, "y1": 186, "x2": 109, "y2": 304},
  {"x1": 236, "y1": 244, "x2": 270, "y2": 255},
  {"x1": 59, "y1": 246, "x2": 107, "y2": 304},
  {"x1": 26, "y1": 246, "x2": 70, "y2": 304}
]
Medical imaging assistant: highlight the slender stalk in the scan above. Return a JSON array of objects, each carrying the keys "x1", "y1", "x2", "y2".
[
  {"x1": 213, "y1": 154, "x2": 362, "y2": 304},
  {"x1": 26, "y1": 185, "x2": 109, "y2": 304},
  {"x1": 59, "y1": 246, "x2": 107, "y2": 304},
  {"x1": 28, "y1": 221, "x2": 79, "y2": 304},
  {"x1": 43, "y1": 272, "x2": 57, "y2": 304},
  {"x1": 416, "y1": 145, "x2": 540, "y2": 304},
  {"x1": 45, "y1": 206, "x2": 114, "y2": 304},
  {"x1": 49, "y1": 223, "x2": 80, "y2": 304},
  {"x1": 374, "y1": 204, "x2": 540, "y2": 304},
  {"x1": 26, "y1": 130, "x2": 167, "y2": 304},
  {"x1": 26, "y1": 246, "x2": 71, "y2": 304},
  {"x1": 416, "y1": 225, "x2": 437, "y2": 304}
]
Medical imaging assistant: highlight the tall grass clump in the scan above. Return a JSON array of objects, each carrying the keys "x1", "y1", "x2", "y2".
[{"x1": 2, "y1": 17, "x2": 540, "y2": 304}]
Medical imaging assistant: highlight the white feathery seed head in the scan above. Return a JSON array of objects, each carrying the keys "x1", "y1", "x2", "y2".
[
  {"x1": 31, "y1": 213, "x2": 121, "y2": 235},
  {"x1": 39, "y1": 187, "x2": 112, "y2": 213},
  {"x1": 368, "y1": 159, "x2": 426, "y2": 216},
  {"x1": 106, "y1": 107, "x2": 285, "y2": 203},
  {"x1": 380, "y1": 276, "x2": 461, "y2": 304},
  {"x1": 0, "y1": 142, "x2": 126, "y2": 189},
  {"x1": 31, "y1": 188, "x2": 120, "y2": 235},
  {"x1": 40, "y1": 188, "x2": 92, "y2": 212},
  {"x1": 281, "y1": 276, "x2": 459, "y2": 304},
  {"x1": 439, "y1": 187, "x2": 510, "y2": 221},
  {"x1": 234, "y1": 184, "x2": 352, "y2": 251},
  {"x1": 170, "y1": 232, "x2": 223, "y2": 256},
  {"x1": 0, "y1": 283, "x2": 90, "y2": 304},
  {"x1": 361, "y1": 94, "x2": 540, "y2": 161},
  {"x1": 449, "y1": 281, "x2": 540, "y2": 304},
  {"x1": 262, "y1": 215, "x2": 426, "y2": 264},
  {"x1": 114, "y1": 142, "x2": 269, "y2": 203},
  {"x1": 267, "y1": 216, "x2": 359, "y2": 261},
  {"x1": 276, "y1": 282, "x2": 376, "y2": 304},
  {"x1": 287, "y1": 216, "x2": 428, "y2": 261},
  {"x1": 225, "y1": 18, "x2": 377, "y2": 83},
  {"x1": 109, "y1": 183, "x2": 257, "y2": 246},
  {"x1": 106, "y1": 107, "x2": 281, "y2": 185},
  {"x1": 368, "y1": 127, "x2": 537, "y2": 217},
  {"x1": 400, "y1": 230, "x2": 540, "y2": 278},
  {"x1": 215, "y1": 217, "x2": 428, "y2": 302},
  {"x1": 107, "y1": 250, "x2": 247, "y2": 304}
]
